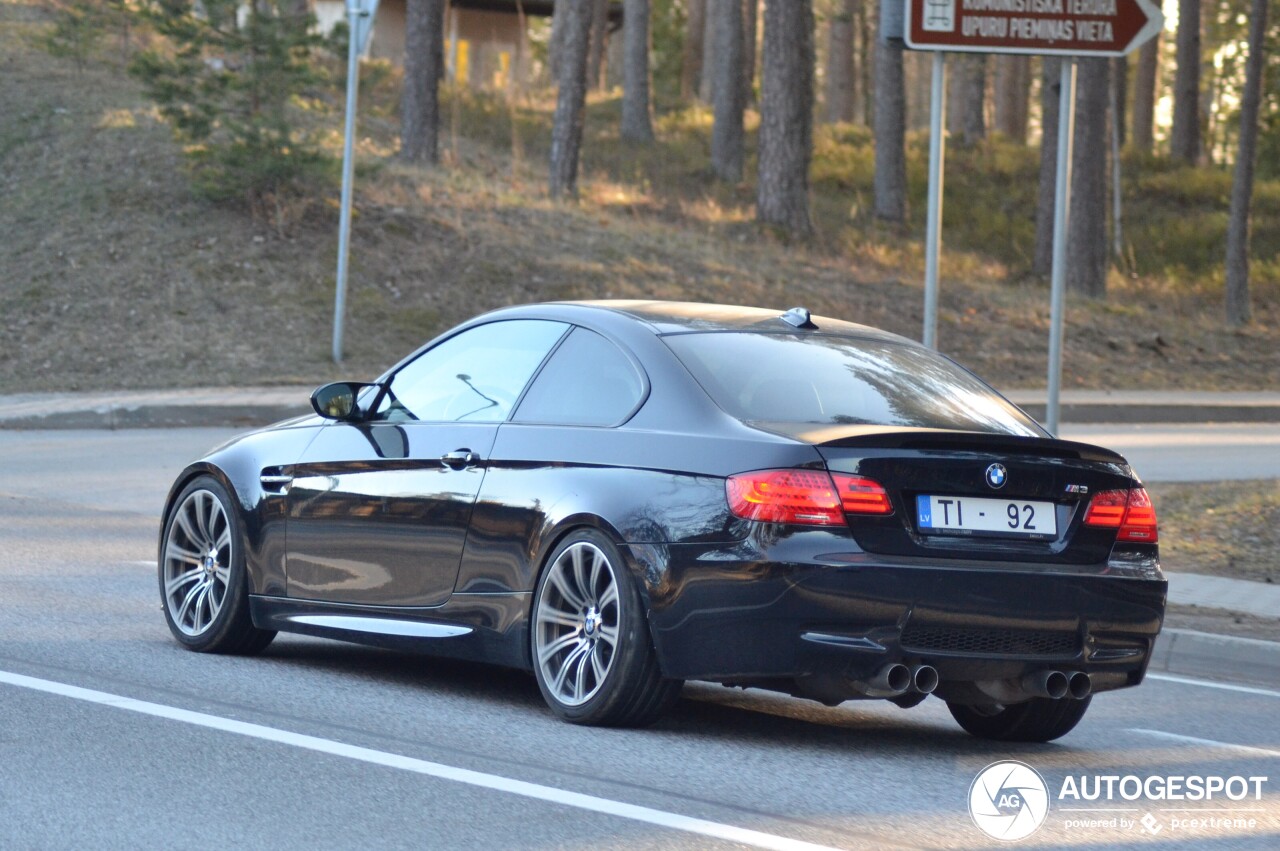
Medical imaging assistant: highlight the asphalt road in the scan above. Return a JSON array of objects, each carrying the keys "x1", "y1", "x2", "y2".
[
  {"x1": 1061, "y1": 423, "x2": 1280, "y2": 483},
  {"x1": 1, "y1": 428, "x2": 1277, "y2": 849}
]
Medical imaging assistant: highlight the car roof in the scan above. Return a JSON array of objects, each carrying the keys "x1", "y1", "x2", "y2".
[
  {"x1": 380, "y1": 300, "x2": 923, "y2": 385},
  {"x1": 555, "y1": 300, "x2": 917, "y2": 344}
]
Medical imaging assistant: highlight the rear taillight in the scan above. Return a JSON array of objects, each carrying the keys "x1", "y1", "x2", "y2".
[
  {"x1": 831, "y1": 474, "x2": 894, "y2": 515},
  {"x1": 726, "y1": 470, "x2": 843, "y2": 526},
  {"x1": 1117, "y1": 487, "x2": 1158, "y2": 542},
  {"x1": 726, "y1": 470, "x2": 892, "y2": 526},
  {"x1": 1084, "y1": 487, "x2": 1159, "y2": 543}
]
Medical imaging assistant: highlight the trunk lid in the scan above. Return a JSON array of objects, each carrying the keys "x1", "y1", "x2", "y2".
[{"x1": 758, "y1": 423, "x2": 1136, "y2": 565}]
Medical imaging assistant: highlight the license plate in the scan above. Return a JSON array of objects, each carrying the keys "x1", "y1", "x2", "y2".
[{"x1": 916, "y1": 495, "x2": 1057, "y2": 538}]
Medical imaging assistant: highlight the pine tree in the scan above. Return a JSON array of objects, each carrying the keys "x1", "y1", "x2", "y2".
[
  {"x1": 549, "y1": 0, "x2": 594, "y2": 199},
  {"x1": 129, "y1": 0, "x2": 331, "y2": 215},
  {"x1": 41, "y1": 0, "x2": 111, "y2": 74},
  {"x1": 757, "y1": 0, "x2": 814, "y2": 233},
  {"x1": 401, "y1": 0, "x2": 446, "y2": 164}
]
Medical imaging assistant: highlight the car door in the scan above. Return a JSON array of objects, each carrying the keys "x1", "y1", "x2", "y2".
[
  {"x1": 285, "y1": 319, "x2": 569, "y2": 607},
  {"x1": 454, "y1": 326, "x2": 651, "y2": 596}
]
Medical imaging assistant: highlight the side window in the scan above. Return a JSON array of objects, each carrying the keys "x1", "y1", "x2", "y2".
[
  {"x1": 513, "y1": 328, "x2": 645, "y2": 426},
  {"x1": 375, "y1": 320, "x2": 567, "y2": 422}
]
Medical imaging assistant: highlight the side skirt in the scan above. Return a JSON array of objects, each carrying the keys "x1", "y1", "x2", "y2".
[{"x1": 249, "y1": 593, "x2": 532, "y2": 670}]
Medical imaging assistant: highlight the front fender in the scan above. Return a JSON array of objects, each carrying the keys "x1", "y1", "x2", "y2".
[{"x1": 158, "y1": 424, "x2": 324, "y2": 596}]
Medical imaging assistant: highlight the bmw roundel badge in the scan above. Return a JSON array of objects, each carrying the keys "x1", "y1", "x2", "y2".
[{"x1": 985, "y1": 463, "x2": 1007, "y2": 489}]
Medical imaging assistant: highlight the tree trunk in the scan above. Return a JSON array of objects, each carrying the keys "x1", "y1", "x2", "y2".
[
  {"x1": 757, "y1": 0, "x2": 814, "y2": 233},
  {"x1": 742, "y1": 0, "x2": 758, "y2": 106},
  {"x1": 1033, "y1": 56, "x2": 1061, "y2": 276},
  {"x1": 994, "y1": 55, "x2": 1030, "y2": 143},
  {"x1": 711, "y1": 0, "x2": 745, "y2": 181},
  {"x1": 400, "y1": 0, "x2": 445, "y2": 164},
  {"x1": 1131, "y1": 0, "x2": 1160, "y2": 152},
  {"x1": 857, "y1": 1, "x2": 872, "y2": 125},
  {"x1": 1199, "y1": 0, "x2": 1215, "y2": 162},
  {"x1": 1170, "y1": 0, "x2": 1200, "y2": 163},
  {"x1": 1066, "y1": 58, "x2": 1110, "y2": 298},
  {"x1": 606, "y1": 27, "x2": 624, "y2": 87},
  {"x1": 872, "y1": 19, "x2": 906, "y2": 222},
  {"x1": 1225, "y1": 0, "x2": 1268, "y2": 326},
  {"x1": 620, "y1": 0, "x2": 654, "y2": 141},
  {"x1": 681, "y1": 0, "x2": 706, "y2": 101},
  {"x1": 699, "y1": 2, "x2": 717, "y2": 102},
  {"x1": 825, "y1": 0, "x2": 856, "y2": 123},
  {"x1": 587, "y1": 0, "x2": 609, "y2": 89},
  {"x1": 549, "y1": 0, "x2": 566, "y2": 80},
  {"x1": 948, "y1": 53, "x2": 986, "y2": 146},
  {"x1": 549, "y1": 0, "x2": 593, "y2": 200}
]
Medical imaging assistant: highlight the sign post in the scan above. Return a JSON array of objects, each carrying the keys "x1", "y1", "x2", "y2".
[
  {"x1": 1046, "y1": 58, "x2": 1077, "y2": 434},
  {"x1": 333, "y1": 0, "x2": 380, "y2": 364},
  {"x1": 922, "y1": 51, "x2": 946, "y2": 351},
  {"x1": 901, "y1": 0, "x2": 1163, "y2": 433}
]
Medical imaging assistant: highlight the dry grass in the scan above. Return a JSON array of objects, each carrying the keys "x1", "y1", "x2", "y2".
[
  {"x1": 1163, "y1": 605, "x2": 1279, "y2": 642},
  {"x1": 1148, "y1": 480, "x2": 1280, "y2": 585},
  {"x1": 1, "y1": 11, "x2": 1278, "y2": 396}
]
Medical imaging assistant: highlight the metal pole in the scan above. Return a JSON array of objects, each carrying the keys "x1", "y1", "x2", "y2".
[
  {"x1": 1110, "y1": 67, "x2": 1123, "y2": 261},
  {"x1": 332, "y1": 0, "x2": 363, "y2": 364},
  {"x1": 1046, "y1": 58, "x2": 1077, "y2": 435},
  {"x1": 923, "y1": 51, "x2": 947, "y2": 350}
]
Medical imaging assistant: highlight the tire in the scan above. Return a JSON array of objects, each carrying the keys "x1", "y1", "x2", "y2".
[
  {"x1": 159, "y1": 475, "x2": 276, "y2": 655},
  {"x1": 531, "y1": 529, "x2": 682, "y2": 727},
  {"x1": 947, "y1": 696, "x2": 1092, "y2": 743}
]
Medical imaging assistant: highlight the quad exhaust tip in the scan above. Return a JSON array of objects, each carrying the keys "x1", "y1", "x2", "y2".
[
  {"x1": 1022, "y1": 670, "x2": 1070, "y2": 700},
  {"x1": 911, "y1": 664, "x2": 939, "y2": 695},
  {"x1": 1020, "y1": 670, "x2": 1091, "y2": 700},
  {"x1": 876, "y1": 663, "x2": 913, "y2": 695}
]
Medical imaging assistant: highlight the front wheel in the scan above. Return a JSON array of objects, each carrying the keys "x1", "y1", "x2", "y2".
[
  {"x1": 531, "y1": 530, "x2": 682, "y2": 727},
  {"x1": 948, "y1": 696, "x2": 1092, "y2": 742},
  {"x1": 159, "y1": 475, "x2": 276, "y2": 655}
]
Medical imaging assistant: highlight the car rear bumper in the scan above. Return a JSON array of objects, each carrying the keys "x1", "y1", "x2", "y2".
[{"x1": 629, "y1": 534, "x2": 1167, "y2": 695}]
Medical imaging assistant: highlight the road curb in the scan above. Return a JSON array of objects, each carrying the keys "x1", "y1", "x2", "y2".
[
  {"x1": 1149, "y1": 628, "x2": 1280, "y2": 689},
  {"x1": 0, "y1": 404, "x2": 310, "y2": 430},
  {"x1": 1016, "y1": 402, "x2": 1280, "y2": 424}
]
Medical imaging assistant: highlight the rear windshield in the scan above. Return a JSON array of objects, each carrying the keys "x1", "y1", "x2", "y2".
[{"x1": 663, "y1": 332, "x2": 1044, "y2": 436}]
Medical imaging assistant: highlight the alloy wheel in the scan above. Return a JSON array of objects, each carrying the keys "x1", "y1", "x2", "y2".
[
  {"x1": 534, "y1": 542, "x2": 621, "y2": 707},
  {"x1": 162, "y1": 489, "x2": 232, "y2": 636}
]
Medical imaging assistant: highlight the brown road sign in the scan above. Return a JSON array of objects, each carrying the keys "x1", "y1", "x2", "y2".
[{"x1": 905, "y1": 0, "x2": 1164, "y2": 56}]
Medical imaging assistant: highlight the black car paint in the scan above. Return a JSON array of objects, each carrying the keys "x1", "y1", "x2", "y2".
[{"x1": 160, "y1": 301, "x2": 1166, "y2": 698}]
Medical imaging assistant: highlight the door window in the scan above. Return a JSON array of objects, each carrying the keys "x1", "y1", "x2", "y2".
[{"x1": 375, "y1": 320, "x2": 568, "y2": 422}]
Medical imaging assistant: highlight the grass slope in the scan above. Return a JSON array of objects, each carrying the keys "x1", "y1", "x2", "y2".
[{"x1": 1, "y1": 7, "x2": 1277, "y2": 394}]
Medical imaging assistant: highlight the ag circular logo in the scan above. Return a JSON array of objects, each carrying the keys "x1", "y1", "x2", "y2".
[
  {"x1": 985, "y1": 463, "x2": 1008, "y2": 489},
  {"x1": 968, "y1": 760, "x2": 1049, "y2": 841}
]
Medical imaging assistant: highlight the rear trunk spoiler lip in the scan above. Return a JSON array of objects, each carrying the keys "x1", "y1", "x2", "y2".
[{"x1": 744, "y1": 421, "x2": 1128, "y2": 465}]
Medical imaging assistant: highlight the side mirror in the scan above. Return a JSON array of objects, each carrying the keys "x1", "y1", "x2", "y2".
[{"x1": 311, "y1": 382, "x2": 377, "y2": 421}]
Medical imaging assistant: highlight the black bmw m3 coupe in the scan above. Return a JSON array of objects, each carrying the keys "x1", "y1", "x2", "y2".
[{"x1": 159, "y1": 301, "x2": 1165, "y2": 741}]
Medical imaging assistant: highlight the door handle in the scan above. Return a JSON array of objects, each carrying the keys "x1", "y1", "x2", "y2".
[{"x1": 441, "y1": 449, "x2": 479, "y2": 469}]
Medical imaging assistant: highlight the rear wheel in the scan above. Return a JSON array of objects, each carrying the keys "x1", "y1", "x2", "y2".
[
  {"x1": 531, "y1": 530, "x2": 682, "y2": 727},
  {"x1": 159, "y1": 475, "x2": 276, "y2": 655},
  {"x1": 948, "y1": 696, "x2": 1091, "y2": 742}
]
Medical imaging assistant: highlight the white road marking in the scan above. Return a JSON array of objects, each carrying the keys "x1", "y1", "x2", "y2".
[
  {"x1": 1147, "y1": 673, "x2": 1280, "y2": 699},
  {"x1": 1128, "y1": 728, "x2": 1280, "y2": 759},
  {"x1": 0, "y1": 669, "x2": 842, "y2": 851}
]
